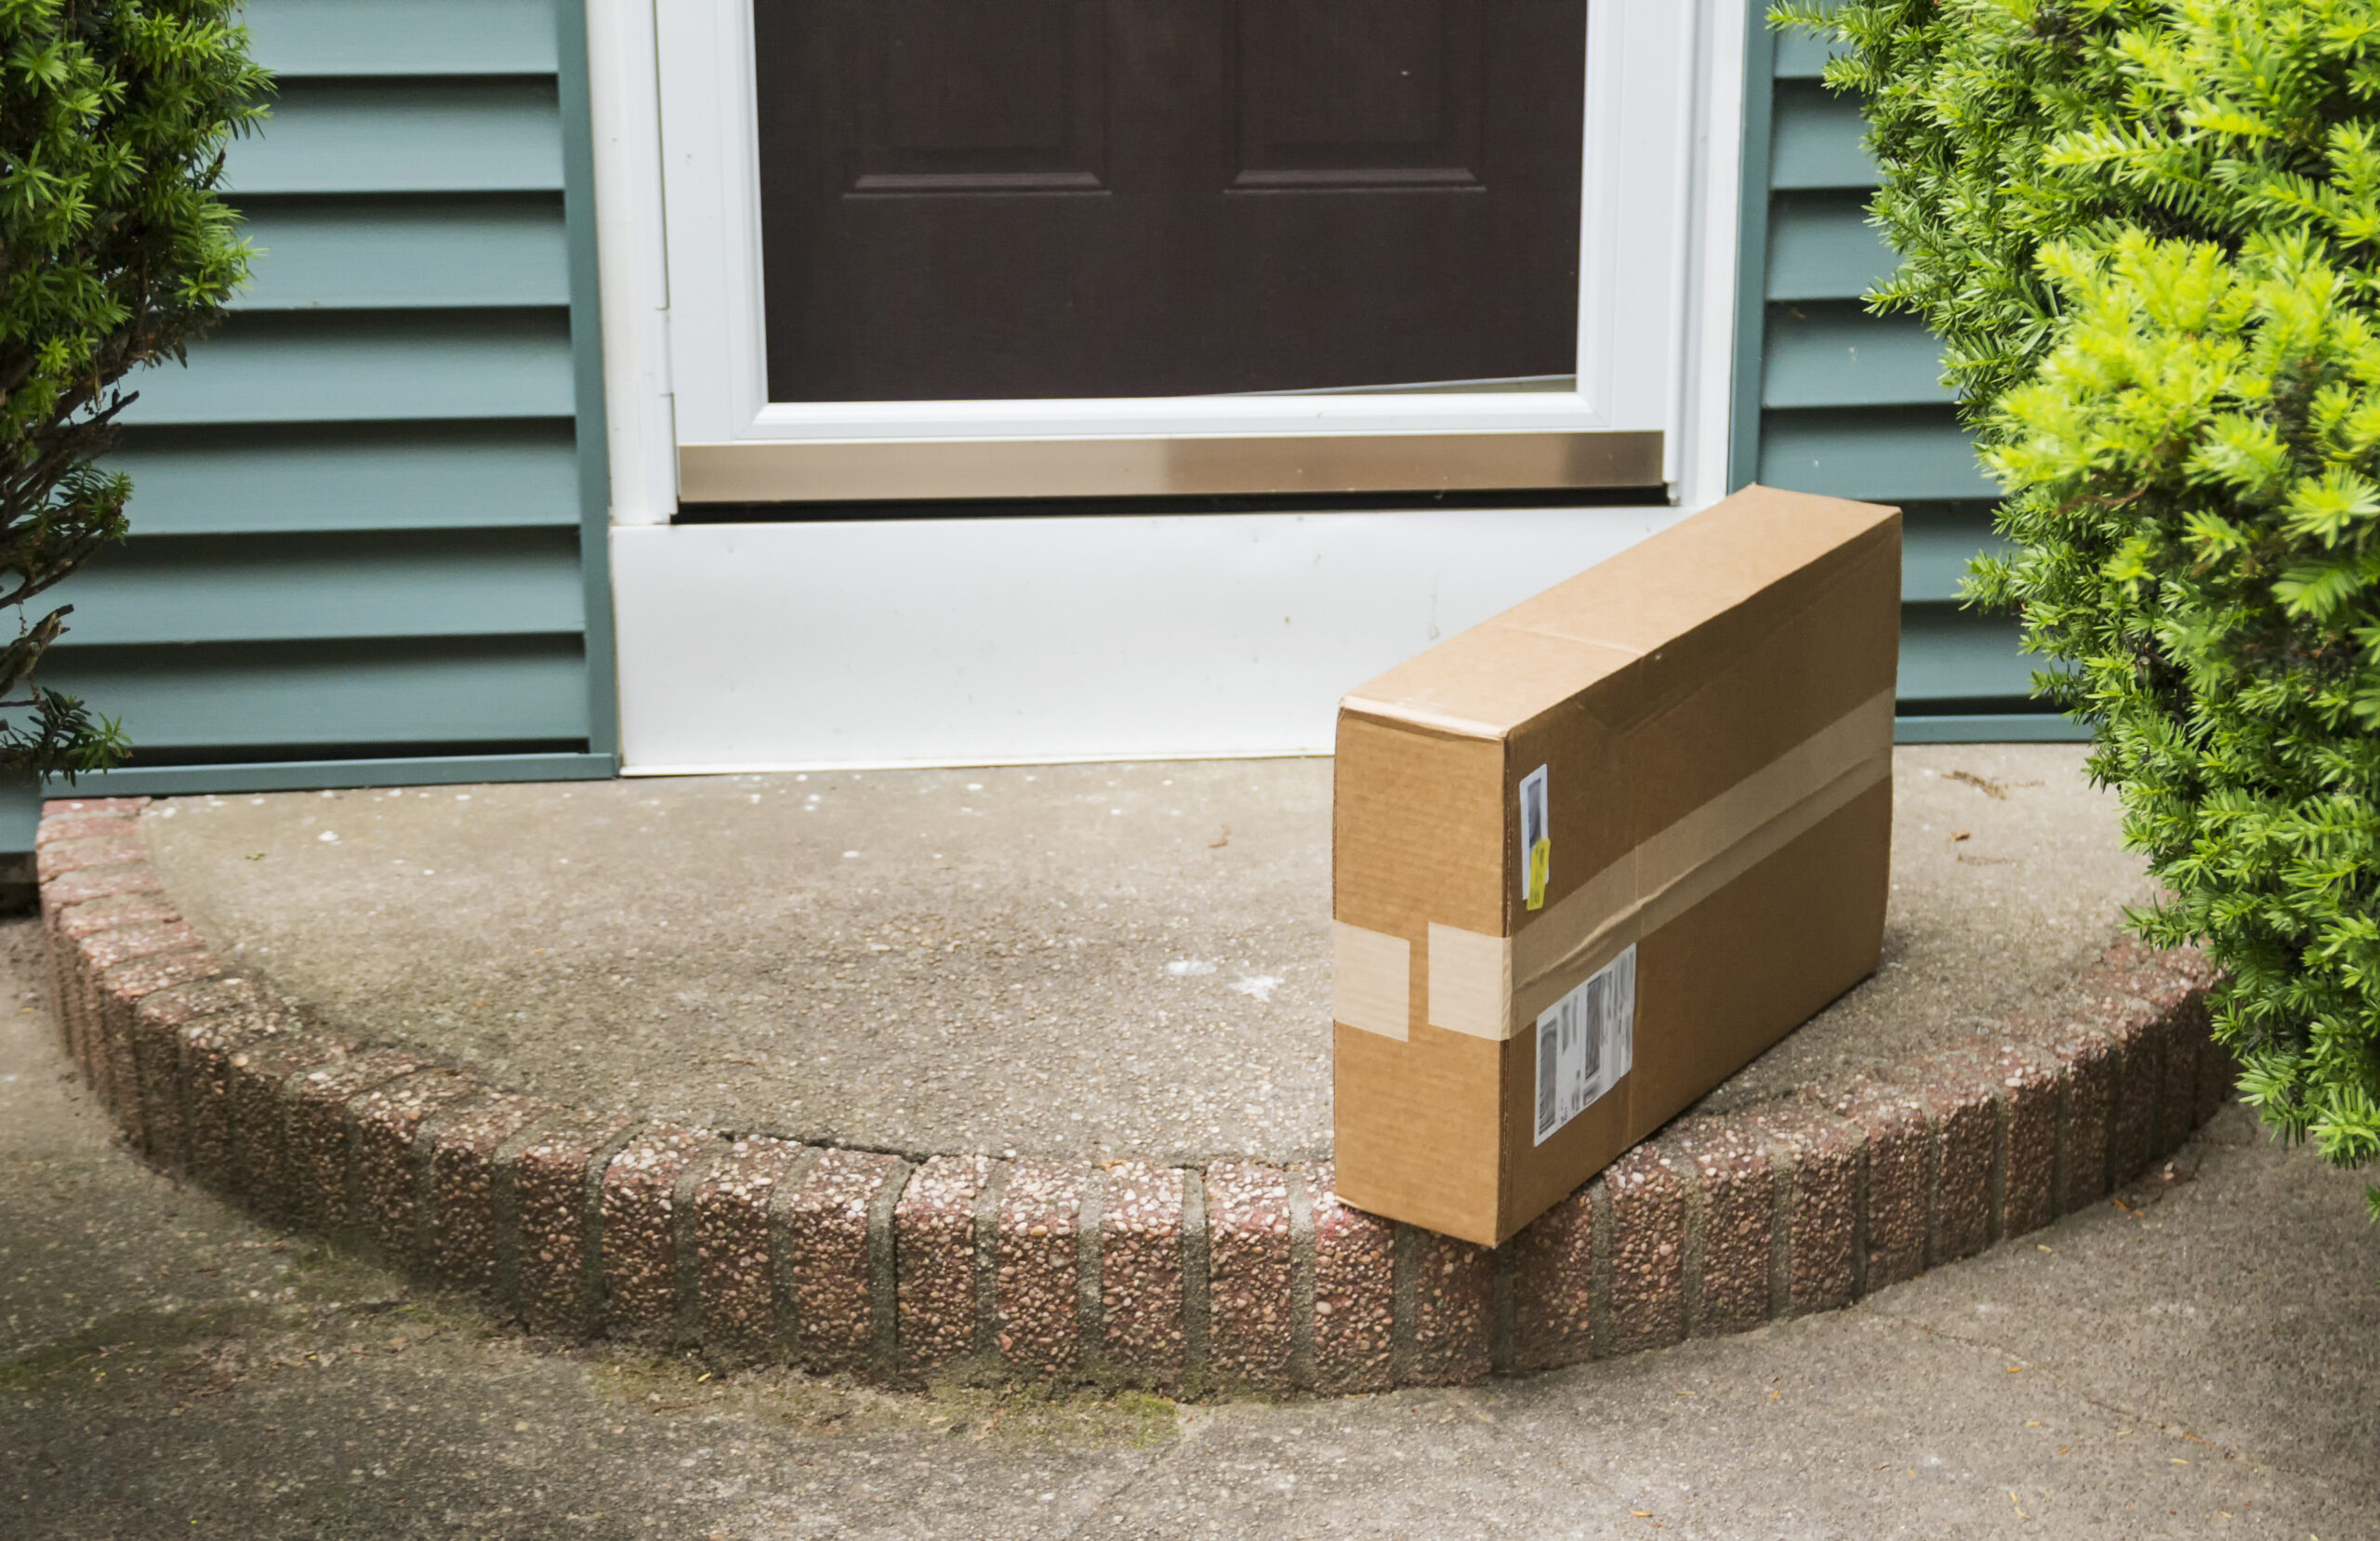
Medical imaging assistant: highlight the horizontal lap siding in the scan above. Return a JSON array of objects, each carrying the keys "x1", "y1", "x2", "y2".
[
  {"x1": 227, "y1": 80, "x2": 563, "y2": 194},
  {"x1": 25, "y1": 0, "x2": 609, "y2": 834},
  {"x1": 235, "y1": 0, "x2": 561, "y2": 76},
  {"x1": 235, "y1": 198, "x2": 570, "y2": 311},
  {"x1": 1738, "y1": 22, "x2": 2057, "y2": 734},
  {"x1": 104, "y1": 424, "x2": 581, "y2": 536},
  {"x1": 121, "y1": 312, "x2": 575, "y2": 425},
  {"x1": 58, "y1": 532, "x2": 585, "y2": 645}
]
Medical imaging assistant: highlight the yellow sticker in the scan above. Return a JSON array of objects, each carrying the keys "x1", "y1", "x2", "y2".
[{"x1": 1520, "y1": 764, "x2": 1550, "y2": 911}]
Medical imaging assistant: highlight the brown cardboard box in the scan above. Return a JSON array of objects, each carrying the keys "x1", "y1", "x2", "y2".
[{"x1": 1330, "y1": 484, "x2": 1900, "y2": 1245}]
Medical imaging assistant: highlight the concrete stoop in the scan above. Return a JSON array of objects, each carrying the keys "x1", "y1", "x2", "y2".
[{"x1": 37, "y1": 796, "x2": 2229, "y2": 1395}]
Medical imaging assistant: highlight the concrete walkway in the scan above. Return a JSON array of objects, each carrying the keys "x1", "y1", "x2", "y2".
[
  {"x1": 141, "y1": 744, "x2": 2149, "y2": 1165},
  {"x1": 3, "y1": 916, "x2": 2373, "y2": 1539}
]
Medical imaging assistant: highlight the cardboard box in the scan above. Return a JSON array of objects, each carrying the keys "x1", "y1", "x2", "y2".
[{"x1": 1330, "y1": 484, "x2": 1900, "y2": 1245}]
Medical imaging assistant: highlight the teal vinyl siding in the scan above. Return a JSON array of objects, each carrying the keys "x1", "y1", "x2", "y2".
[
  {"x1": 1756, "y1": 408, "x2": 1994, "y2": 503},
  {"x1": 239, "y1": 0, "x2": 561, "y2": 74},
  {"x1": 18, "y1": 0, "x2": 615, "y2": 843},
  {"x1": 1762, "y1": 306, "x2": 1956, "y2": 408},
  {"x1": 1766, "y1": 78, "x2": 1876, "y2": 191},
  {"x1": 232, "y1": 199, "x2": 572, "y2": 311},
  {"x1": 55, "y1": 639, "x2": 591, "y2": 751},
  {"x1": 226, "y1": 81, "x2": 564, "y2": 194},
  {"x1": 106, "y1": 423, "x2": 583, "y2": 535},
  {"x1": 118, "y1": 311, "x2": 576, "y2": 425},
  {"x1": 1731, "y1": 12, "x2": 2073, "y2": 741},
  {"x1": 56, "y1": 532, "x2": 587, "y2": 645},
  {"x1": 1765, "y1": 191, "x2": 1895, "y2": 301}
]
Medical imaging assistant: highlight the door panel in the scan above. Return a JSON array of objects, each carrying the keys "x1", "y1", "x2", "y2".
[
  {"x1": 853, "y1": 0, "x2": 1107, "y2": 193},
  {"x1": 1231, "y1": 0, "x2": 1481, "y2": 189},
  {"x1": 753, "y1": 0, "x2": 1585, "y2": 402}
]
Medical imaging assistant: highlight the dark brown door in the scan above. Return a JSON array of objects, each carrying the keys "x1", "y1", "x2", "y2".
[{"x1": 754, "y1": 0, "x2": 1586, "y2": 402}]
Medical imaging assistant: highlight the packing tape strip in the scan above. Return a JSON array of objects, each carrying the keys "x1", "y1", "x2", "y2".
[
  {"x1": 1408, "y1": 687, "x2": 1896, "y2": 1041},
  {"x1": 1331, "y1": 922, "x2": 1410, "y2": 1041}
]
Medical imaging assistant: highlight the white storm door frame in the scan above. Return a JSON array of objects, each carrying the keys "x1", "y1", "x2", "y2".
[{"x1": 648, "y1": 0, "x2": 1706, "y2": 456}]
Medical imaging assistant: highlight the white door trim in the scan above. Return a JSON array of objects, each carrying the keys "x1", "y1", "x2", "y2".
[
  {"x1": 613, "y1": 503, "x2": 1700, "y2": 772},
  {"x1": 590, "y1": 0, "x2": 1719, "y2": 502},
  {"x1": 584, "y1": 0, "x2": 1755, "y2": 769},
  {"x1": 584, "y1": 0, "x2": 676, "y2": 525}
]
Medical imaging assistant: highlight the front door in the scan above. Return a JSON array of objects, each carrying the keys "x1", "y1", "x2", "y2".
[{"x1": 753, "y1": 0, "x2": 1588, "y2": 402}]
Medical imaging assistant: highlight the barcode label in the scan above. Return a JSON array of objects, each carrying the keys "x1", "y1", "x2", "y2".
[{"x1": 1532, "y1": 944, "x2": 1636, "y2": 1146}]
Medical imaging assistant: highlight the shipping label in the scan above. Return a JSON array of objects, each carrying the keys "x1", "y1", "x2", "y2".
[{"x1": 1532, "y1": 943, "x2": 1635, "y2": 1146}]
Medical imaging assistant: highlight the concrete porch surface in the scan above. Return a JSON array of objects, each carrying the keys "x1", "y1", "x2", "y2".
[
  {"x1": 15, "y1": 746, "x2": 2380, "y2": 1536},
  {"x1": 4, "y1": 920, "x2": 2375, "y2": 1538},
  {"x1": 141, "y1": 744, "x2": 2153, "y2": 1166}
]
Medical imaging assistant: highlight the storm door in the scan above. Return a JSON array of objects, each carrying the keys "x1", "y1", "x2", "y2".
[{"x1": 752, "y1": 0, "x2": 1589, "y2": 402}]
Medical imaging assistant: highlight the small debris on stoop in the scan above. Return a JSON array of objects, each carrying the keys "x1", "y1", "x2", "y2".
[
  {"x1": 1951, "y1": 830, "x2": 1971, "y2": 842},
  {"x1": 1947, "y1": 770, "x2": 2009, "y2": 798}
]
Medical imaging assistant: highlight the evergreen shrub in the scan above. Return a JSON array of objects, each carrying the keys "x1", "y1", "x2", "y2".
[
  {"x1": 1778, "y1": 0, "x2": 2380, "y2": 1196},
  {"x1": 0, "y1": 0, "x2": 265, "y2": 774}
]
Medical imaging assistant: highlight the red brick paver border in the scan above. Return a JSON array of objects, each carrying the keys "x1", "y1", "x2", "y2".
[
  {"x1": 1205, "y1": 1163, "x2": 1294, "y2": 1390},
  {"x1": 893, "y1": 1153, "x2": 989, "y2": 1378},
  {"x1": 1305, "y1": 1164, "x2": 1394, "y2": 1392},
  {"x1": 34, "y1": 797, "x2": 2233, "y2": 1392},
  {"x1": 1100, "y1": 1160, "x2": 1188, "y2": 1382}
]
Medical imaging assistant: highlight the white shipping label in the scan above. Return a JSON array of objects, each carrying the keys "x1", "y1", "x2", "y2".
[{"x1": 1532, "y1": 944, "x2": 1636, "y2": 1146}]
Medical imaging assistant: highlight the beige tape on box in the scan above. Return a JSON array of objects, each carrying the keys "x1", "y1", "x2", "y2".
[
  {"x1": 1333, "y1": 688, "x2": 1894, "y2": 1041},
  {"x1": 1426, "y1": 923, "x2": 1510, "y2": 1036},
  {"x1": 1332, "y1": 922, "x2": 1410, "y2": 1040}
]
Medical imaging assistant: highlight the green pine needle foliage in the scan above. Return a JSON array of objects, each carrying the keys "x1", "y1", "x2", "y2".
[
  {"x1": 0, "y1": 0, "x2": 267, "y2": 777},
  {"x1": 1777, "y1": 0, "x2": 2380, "y2": 1201}
]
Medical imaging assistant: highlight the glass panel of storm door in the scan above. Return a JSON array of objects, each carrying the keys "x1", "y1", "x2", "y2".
[{"x1": 752, "y1": 0, "x2": 1587, "y2": 401}]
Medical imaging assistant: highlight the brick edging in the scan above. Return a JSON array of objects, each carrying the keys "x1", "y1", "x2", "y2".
[{"x1": 36, "y1": 797, "x2": 2231, "y2": 1393}]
